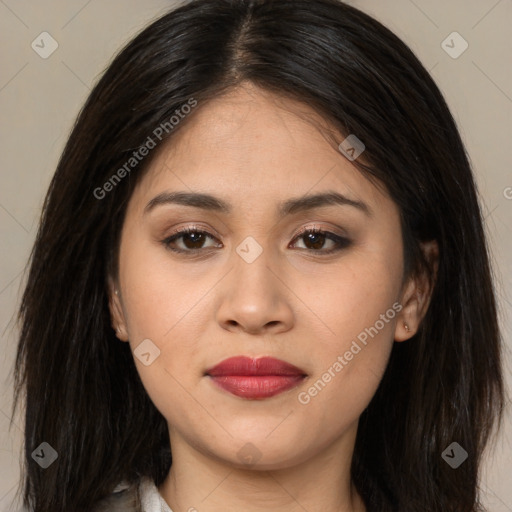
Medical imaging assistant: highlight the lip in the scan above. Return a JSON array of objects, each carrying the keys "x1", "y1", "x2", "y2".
[{"x1": 205, "y1": 356, "x2": 307, "y2": 400}]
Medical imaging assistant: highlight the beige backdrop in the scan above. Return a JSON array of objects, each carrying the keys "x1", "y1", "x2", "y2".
[{"x1": 1, "y1": 0, "x2": 511, "y2": 510}]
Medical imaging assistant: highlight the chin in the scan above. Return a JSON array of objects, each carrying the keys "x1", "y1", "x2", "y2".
[{"x1": 211, "y1": 434, "x2": 313, "y2": 470}]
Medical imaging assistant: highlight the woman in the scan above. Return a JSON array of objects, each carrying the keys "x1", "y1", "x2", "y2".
[{"x1": 11, "y1": 0, "x2": 504, "y2": 511}]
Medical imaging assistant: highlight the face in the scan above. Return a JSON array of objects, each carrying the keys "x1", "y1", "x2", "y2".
[{"x1": 109, "y1": 83, "x2": 429, "y2": 470}]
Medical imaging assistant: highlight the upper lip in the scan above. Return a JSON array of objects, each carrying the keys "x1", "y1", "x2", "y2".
[{"x1": 205, "y1": 356, "x2": 307, "y2": 377}]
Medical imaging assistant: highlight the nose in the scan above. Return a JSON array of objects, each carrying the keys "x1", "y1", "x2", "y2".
[{"x1": 215, "y1": 248, "x2": 294, "y2": 336}]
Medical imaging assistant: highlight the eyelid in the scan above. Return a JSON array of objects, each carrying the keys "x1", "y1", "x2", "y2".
[
  {"x1": 292, "y1": 223, "x2": 346, "y2": 239},
  {"x1": 164, "y1": 223, "x2": 222, "y2": 241}
]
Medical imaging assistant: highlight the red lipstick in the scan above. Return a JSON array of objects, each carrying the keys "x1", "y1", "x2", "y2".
[{"x1": 205, "y1": 356, "x2": 306, "y2": 400}]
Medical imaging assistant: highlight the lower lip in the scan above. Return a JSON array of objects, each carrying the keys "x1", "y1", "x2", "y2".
[{"x1": 208, "y1": 375, "x2": 305, "y2": 399}]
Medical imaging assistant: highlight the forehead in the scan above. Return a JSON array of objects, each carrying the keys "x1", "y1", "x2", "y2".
[{"x1": 129, "y1": 84, "x2": 394, "y2": 218}]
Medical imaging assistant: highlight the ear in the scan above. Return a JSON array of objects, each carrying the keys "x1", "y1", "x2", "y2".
[
  {"x1": 107, "y1": 278, "x2": 129, "y2": 342},
  {"x1": 394, "y1": 240, "x2": 439, "y2": 342}
]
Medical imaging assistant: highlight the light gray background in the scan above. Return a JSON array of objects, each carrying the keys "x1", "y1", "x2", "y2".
[{"x1": 1, "y1": 0, "x2": 511, "y2": 510}]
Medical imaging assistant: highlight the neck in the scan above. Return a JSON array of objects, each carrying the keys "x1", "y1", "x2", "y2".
[{"x1": 158, "y1": 423, "x2": 366, "y2": 512}]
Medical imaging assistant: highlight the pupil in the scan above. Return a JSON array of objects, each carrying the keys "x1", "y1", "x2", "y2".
[
  {"x1": 185, "y1": 232, "x2": 204, "y2": 248},
  {"x1": 306, "y1": 232, "x2": 324, "y2": 250}
]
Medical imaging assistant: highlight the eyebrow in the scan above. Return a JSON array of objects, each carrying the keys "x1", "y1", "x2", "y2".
[{"x1": 144, "y1": 190, "x2": 372, "y2": 217}]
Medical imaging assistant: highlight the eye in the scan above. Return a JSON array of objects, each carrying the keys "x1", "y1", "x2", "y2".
[
  {"x1": 161, "y1": 225, "x2": 351, "y2": 255},
  {"x1": 162, "y1": 226, "x2": 222, "y2": 253},
  {"x1": 290, "y1": 226, "x2": 351, "y2": 254}
]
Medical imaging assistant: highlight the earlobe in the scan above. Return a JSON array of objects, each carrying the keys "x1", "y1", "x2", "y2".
[
  {"x1": 107, "y1": 279, "x2": 129, "y2": 342},
  {"x1": 394, "y1": 276, "x2": 419, "y2": 342},
  {"x1": 394, "y1": 239, "x2": 439, "y2": 342},
  {"x1": 394, "y1": 320, "x2": 412, "y2": 342}
]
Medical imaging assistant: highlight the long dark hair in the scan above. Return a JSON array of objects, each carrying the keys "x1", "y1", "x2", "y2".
[{"x1": 11, "y1": 0, "x2": 505, "y2": 510}]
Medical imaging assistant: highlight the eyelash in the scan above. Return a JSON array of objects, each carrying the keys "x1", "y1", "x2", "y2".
[{"x1": 161, "y1": 225, "x2": 351, "y2": 256}]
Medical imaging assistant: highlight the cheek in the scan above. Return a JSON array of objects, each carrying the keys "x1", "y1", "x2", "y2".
[
  {"x1": 293, "y1": 246, "x2": 401, "y2": 399},
  {"x1": 120, "y1": 255, "x2": 206, "y2": 424},
  {"x1": 295, "y1": 247, "x2": 401, "y2": 343},
  {"x1": 118, "y1": 236, "x2": 208, "y2": 342},
  {"x1": 296, "y1": 281, "x2": 398, "y2": 429},
  {"x1": 117, "y1": 243, "x2": 212, "y2": 422},
  {"x1": 299, "y1": 297, "x2": 396, "y2": 408}
]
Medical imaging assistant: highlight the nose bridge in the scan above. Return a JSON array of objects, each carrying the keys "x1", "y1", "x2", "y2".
[
  {"x1": 231, "y1": 237, "x2": 279, "y2": 303},
  {"x1": 215, "y1": 236, "x2": 294, "y2": 333}
]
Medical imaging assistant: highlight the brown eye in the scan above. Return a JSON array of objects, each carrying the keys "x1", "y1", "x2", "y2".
[
  {"x1": 162, "y1": 226, "x2": 351, "y2": 256},
  {"x1": 179, "y1": 231, "x2": 207, "y2": 249},
  {"x1": 301, "y1": 231, "x2": 328, "y2": 250},
  {"x1": 290, "y1": 228, "x2": 351, "y2": 254},
  {"x1": 162, "y1": 228, "x2": 221, "y2": 253}
]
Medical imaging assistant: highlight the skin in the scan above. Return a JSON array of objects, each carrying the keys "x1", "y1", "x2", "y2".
[{"x1": 109, "y1": 82, "x2": 437, "y2": 512}]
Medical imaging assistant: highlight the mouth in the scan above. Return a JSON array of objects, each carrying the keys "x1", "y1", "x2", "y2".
[{"x1": 205, "y1": 356, "x2": 307, "y2": 400}]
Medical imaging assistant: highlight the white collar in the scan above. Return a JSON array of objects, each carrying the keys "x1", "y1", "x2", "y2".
[
  {"x1": 139, "y1": 477, "x2": 174, "y2": 512},
  {"x1": 113, "y1": 477, "x2": 173, "y2": 512}
]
